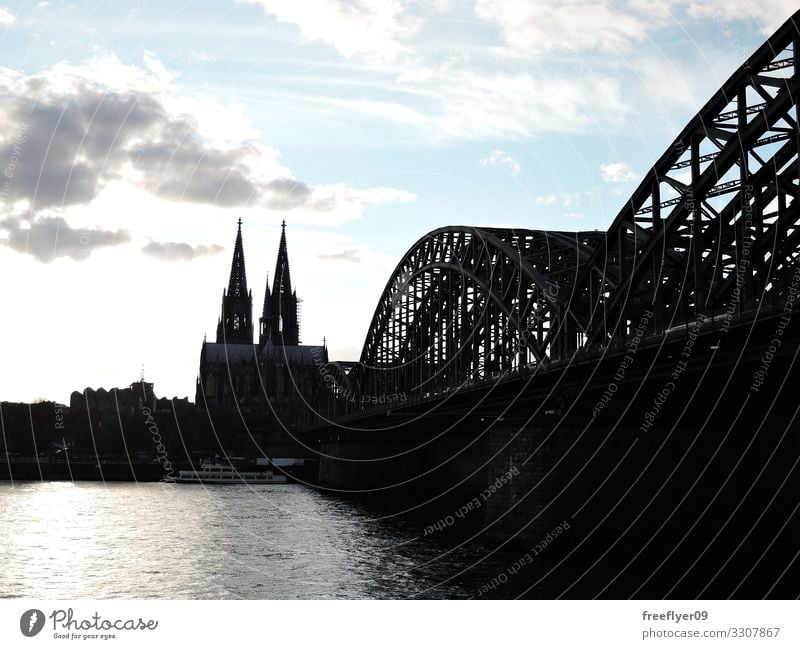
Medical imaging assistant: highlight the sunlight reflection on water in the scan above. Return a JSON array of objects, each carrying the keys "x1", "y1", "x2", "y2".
[{"x1": 0, "y1": 482, "x2": 509, "y2": 599}]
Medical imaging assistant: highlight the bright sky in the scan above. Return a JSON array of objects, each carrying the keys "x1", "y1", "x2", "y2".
[{"x1": 0, "y1": 0, "x2": 795, "y2": 403}]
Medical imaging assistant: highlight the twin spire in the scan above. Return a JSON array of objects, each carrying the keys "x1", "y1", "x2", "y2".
[
  {"x1": 216, "y1": 219, "x2": 299, "y2": 346},
  {"x1": 216, "y1": 218, "x2": 253, "y2": 344},
  {"x1": 227, "y1": 218, "x2": 248, "y2": 298},
  {"x1": 261, "y1": 220, "x2": 300, "y2": 346}
]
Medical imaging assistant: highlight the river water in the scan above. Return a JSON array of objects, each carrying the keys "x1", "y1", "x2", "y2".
[{"x1": 0, "y1": 482, "x2": 514, "y2": 599}]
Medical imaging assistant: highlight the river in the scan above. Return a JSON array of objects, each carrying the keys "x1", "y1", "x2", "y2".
[{"x1": 0, "y1": 481, "x2": 515, "y2": 599}]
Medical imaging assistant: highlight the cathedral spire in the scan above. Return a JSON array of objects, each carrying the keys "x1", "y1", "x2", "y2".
[
  {"x1": 260, "y1": 220, "x2": 300, "y2": 346},
  {"x1": 227, "y1": 217, "x2": 248, "y2": 297},
  {"x1": 272, "y1": 219, "x2": 292, "y2": 300},
  {"x1": 258, "y1": 271, "x2": 271, "y2": 346},
  {"x1": 216, "y1": 219, "x2": 254, "y2": 344}
]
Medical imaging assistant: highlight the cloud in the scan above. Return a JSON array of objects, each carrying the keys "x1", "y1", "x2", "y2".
[
  {"x1": 685, "y1": 0, "x2": 798, "y2": 34},
  {"x1": 142, "y1": 50, "x2": 176, "y2": 85},
  {"x1": 480, "y1": 150, "x2": 520, "y2": 176},
  {"x1": 141, "y1": 240, "x2": 224, "y2": 261},
  {"x1": 600, "y1": 161, "x2": 638, "y2": 183},
  {"x1": 427, "y1": 68, "x2": 631, "y2": 140},
  {"x1": 0, "y1": 7, "x2": 14, "y2": 26},
  {"x1": 473, "y1": 1, "x2": 796, "y2": 56},
  {"x1": 233, "y1": 0, "x2": 796, "y2": 146},
  {"x1": 0, "y1": 55, "x2": 412, "y2": 214},
  {"x1": 243, "y1": 0, "x2": 420, "y2": 60},
  {"x1": 536, "y1": 194, "x2": 557, "y2": 206},
  {"x1": 535, "y1": 192, "x2": 581, "y2": 207},
  {"x1": 304, "y1": 183, "x2": 415, "y2": 213},
  {"x1": 317, "y1": 248, "x2": 363, "y2": 263},
  {"x1": 474, "y1": 0, "x2": 649, "y2": 55},
  {"x1": 129, "y1": 135, "x2": 307, "y2": 208},
  {"x1": 0, "y1": 66, "x2": 304, "y2": 212},
  {"x1": 264, "y1": 177, "x2": 313, "y2": 209},
  {"x1": 0, "y1": 85, "x2": 166, "y2": 211},
  {"x1": 0, "y1": 214, "x2": 130, "y2": 262},
  {"x1": 629, "y1": 46, "x2": 748, "y2": 122},
  {"x1": 315, "y1": 68, "x2": 631, "y2": 141}
]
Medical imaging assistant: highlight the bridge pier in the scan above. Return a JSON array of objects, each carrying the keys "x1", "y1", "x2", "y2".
[
  {"x1": 482, "y1": 420, "x2": 599, "y2": 545},
  {"x1": 317, "y1": 424, "x2": 490, "y2": 516}
]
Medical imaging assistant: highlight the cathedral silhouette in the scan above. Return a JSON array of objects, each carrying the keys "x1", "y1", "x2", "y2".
[{"x1": 196, "y1": 220, "x2": 334, "y2": 451}]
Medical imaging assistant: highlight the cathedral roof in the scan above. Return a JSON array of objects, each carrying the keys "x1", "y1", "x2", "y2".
[
  {"x1": 202, "y1": 342, "x2": 259, "y2": 364},
  {"x1": 260, "y1": 340, "x2": 324, "y2": 365}
]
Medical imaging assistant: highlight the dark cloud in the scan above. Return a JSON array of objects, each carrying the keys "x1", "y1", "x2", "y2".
[
  {"x1": 317, "y1": 248, "x2": 363, "y2": 263},
  {"x1": 0, "y1": 71, "x2": 316, "y2": 212},
  {"x1": 264, "y1": 177, "x2": 313, "y2": 209},
  {"x1": 0, "y1": 215, "x2": 130, "y2": 262},
  {"x1": 132, "y1": 135, "x2": 260, "y2": 206},
  {"x1": 0, "y1": 84, "x2": 164, "y2": 209},
  {"x1": 142, "y1": 240, "x2": 224, "y2": 261}
]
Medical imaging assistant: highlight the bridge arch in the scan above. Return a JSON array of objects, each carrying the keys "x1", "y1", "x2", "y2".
[{"x1": 354, "y1": 227, "x2": 602, "y2": 398}]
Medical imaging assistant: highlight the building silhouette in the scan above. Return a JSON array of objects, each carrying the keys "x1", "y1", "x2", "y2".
[
  {"x1": 196, "y1": 220, "x2": 333, "y2": 452},
  {"x1": 67, "y1": 379, "x2": 204, "y2": 458}
]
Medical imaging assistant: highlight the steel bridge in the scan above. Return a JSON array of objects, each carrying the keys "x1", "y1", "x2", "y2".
[{"x1": 331, "y1": 11, "x2": 800, "y2": 408}]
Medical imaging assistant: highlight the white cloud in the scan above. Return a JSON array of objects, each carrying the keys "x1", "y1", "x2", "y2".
[
  {"x1": 536, "y1": 194, "x2": 556, "y2": 206},
  {"x1": 228, "y1": 0, "x2": 800, "y2": 147},
  {"x1": 317, "y1": 248, "x2": 363, "y2": 263},
  {"x1": 625, "y1": 0, "x2": 675, "y2": 20},
  {"x1": 630, "y1": 47, "x2": 745, "y2": 122},
  {"x1": 233, "y1": 0, "x2": 797, "y2": 145},
  {"x1": 142, "y1": 50, "x2": 177, "y2": 85},
  {"x1": 243, "y1": 0, "x2": 421, "y2": 60},
  {"x1": 535, "y1": 192, "x2": 581, "y2": 207},
  {"x1": 0, "y1": 214, "x2": 130, "y2": 262},
  {"x1": 475, "y1": 0, "x2": 648, "y2": 54},
  {"x1": 0, "y1": 7, "x2": 14, "y2": 26},
  {"x1": 142, "y1": 240, "x2": 224, "y2": 261},
  {"x1": 235, "y1": 63, "x2": 633, "y2": 142},
  {"x1": 600, "y1": 161, "x2": 638, "y2": 183},
  {"x1": 480, "y1": 150, "x2": 520, "y2": 176},
  {"x1": 473, "y1": 0, "x2": 796, "y2": 57},
  {"x1": 396, "y1": 67, "x2": 434, "y2": 84},
  {"x1": 186, "y1": 51, "x2": 216, "y2": 64},
  {"x1": 686, "y1": 0, "x2": 798, "y2": 35},
  {"x1": 350, "y1": 68, "x2": 630, "y2": 141}
]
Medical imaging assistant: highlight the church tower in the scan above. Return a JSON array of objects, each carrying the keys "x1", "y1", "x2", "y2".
[
  {"x1": 216, "y1": 218, "x2": 254, "y2": 344},
  {"x1": 259, "y1": 220, "x2": 300, "y2": 346}
]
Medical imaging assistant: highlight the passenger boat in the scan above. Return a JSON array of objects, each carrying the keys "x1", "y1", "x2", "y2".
[{"x1": 175, "y1": 461, "x2": 287, "y2": 484}]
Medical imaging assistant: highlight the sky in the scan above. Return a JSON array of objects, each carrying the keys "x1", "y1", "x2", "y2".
[{"x1": 0, "y1": 0, "x2": 795, "y2": 404}]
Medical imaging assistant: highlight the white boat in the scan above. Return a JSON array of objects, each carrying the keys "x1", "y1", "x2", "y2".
[{"x1": 175, "y1": 462, "x2": 287, "y2": 484}]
